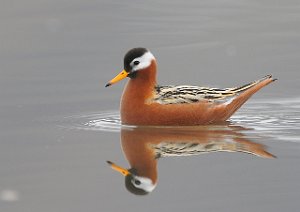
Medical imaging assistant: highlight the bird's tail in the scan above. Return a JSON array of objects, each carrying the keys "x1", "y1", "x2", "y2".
[
  {"x1": 219, "y1": 75, "x2": 276, "y2": 121},
  {"x1": 230, "y1": 75, "x2": 277, "y2": 94}
]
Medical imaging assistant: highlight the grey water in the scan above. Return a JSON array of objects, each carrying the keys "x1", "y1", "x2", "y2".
[{"x1": 1, "y1": 0, "x2": 300, "y2": 211}]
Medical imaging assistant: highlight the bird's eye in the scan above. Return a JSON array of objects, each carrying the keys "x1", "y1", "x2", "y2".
[
  {"x1": 134, "y1": 179, "x2": 141, "y2": 185},
  {"x1": 133, "y1": 61, "x2": 140, "y2": 65}
]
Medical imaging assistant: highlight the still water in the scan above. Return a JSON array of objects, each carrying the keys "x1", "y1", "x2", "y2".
[{"x1": 1, "y1": 0, "x2": 300, "y2": 211}]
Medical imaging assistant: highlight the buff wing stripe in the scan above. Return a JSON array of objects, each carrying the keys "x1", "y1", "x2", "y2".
[{"x1": 153, "y1": 75, "x2": 274, "y2": 104}]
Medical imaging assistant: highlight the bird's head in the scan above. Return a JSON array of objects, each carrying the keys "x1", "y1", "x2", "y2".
[
  {"x1": 105, "y1": 48, "x2": 155, "y2": 87},
  {"x1": 107, "y1": 160, "x2": 156, "y2": 195}
]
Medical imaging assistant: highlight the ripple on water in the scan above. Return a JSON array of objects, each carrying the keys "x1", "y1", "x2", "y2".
[
  {"x1": 64, "y1": 98, "x2": 300, "y2": 142},
  {"x1": 231, "y1": 98, "x2": 300, "y2": 143},
  {"x1": 64, "y1": 111, "x2": 122, "y2": 132}
]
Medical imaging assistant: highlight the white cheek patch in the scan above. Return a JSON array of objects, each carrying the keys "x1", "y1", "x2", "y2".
[
  {"x1": 132, "y1": 176, "x2": 157, "y2": 192},
  {"x1": 131, "y1": 51, "x2": 155, "y2": 71}
]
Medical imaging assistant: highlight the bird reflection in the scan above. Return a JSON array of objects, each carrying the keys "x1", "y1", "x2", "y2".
[{"x1": 107, "y1": 125, "x2": 275, "y2": 195}]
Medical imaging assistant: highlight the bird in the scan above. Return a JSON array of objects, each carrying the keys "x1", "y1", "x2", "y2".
[
  {"x1": 107, "y1": 126, "x2": 275, "y2": 195},
  {"x1": 105, "y1": 47, "x2": 276, "y2": 126}
]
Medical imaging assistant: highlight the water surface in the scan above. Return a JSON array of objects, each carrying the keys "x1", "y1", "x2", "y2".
[{"x1": 1, "y1": 0, "x2": 300, "y2": 211}]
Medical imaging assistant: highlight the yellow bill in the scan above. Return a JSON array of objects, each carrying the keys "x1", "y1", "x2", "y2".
[
  {"x1": 105, "y1": 70, "x2": 128, "y2": 87},
  {"x1": 106, "y1": 161, "x2": 130, "y2": 176}
]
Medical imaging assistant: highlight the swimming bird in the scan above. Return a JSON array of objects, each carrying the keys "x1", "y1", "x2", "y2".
[{"x1": 106, "y1": 48, "x2": 276, "y2": 125}]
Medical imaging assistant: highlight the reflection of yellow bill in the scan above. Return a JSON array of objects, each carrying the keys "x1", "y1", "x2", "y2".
[
  {"x1": 107, "y1": 161, "x2": 130, "y2": 176},
  {"x1": 105, "y1": 70, "x2": 128, "y2": 87}
]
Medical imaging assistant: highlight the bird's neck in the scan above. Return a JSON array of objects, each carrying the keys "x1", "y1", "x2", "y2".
[
  {"x1": 121, "y1": 129, "x2": 158, "y2": 184},
  {"x1": 121, "y1": 60, "x2": 157, "y2": 104}
]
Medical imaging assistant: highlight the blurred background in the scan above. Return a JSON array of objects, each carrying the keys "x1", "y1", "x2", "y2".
[{"x1": 1, "y1": 0, "x2": 300, "y2": 211}]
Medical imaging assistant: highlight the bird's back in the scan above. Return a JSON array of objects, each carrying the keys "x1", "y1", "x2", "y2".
[{"x1": 153, "y1": 75, "x2": 275, "y2": 105}]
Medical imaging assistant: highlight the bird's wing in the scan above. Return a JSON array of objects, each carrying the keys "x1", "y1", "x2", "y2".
[
  {"x1": 152, "y1": 142, "x2": 224, "y2": 158},
  {"x1": 152, "y1": 142, "x2": 246, "y2": 159},
  {"x1": 153, "y1": 75, "x2": 272, "y2": 105}
]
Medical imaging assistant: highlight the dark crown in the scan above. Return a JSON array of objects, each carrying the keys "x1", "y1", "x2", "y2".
[{"x1": 124, "y1": 48, "x2": 148, "y2": 72}]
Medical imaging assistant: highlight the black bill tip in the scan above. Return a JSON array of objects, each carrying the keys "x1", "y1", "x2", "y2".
[{"x1": 105, "y1": 83, "x2": 111, "y2": 87}]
